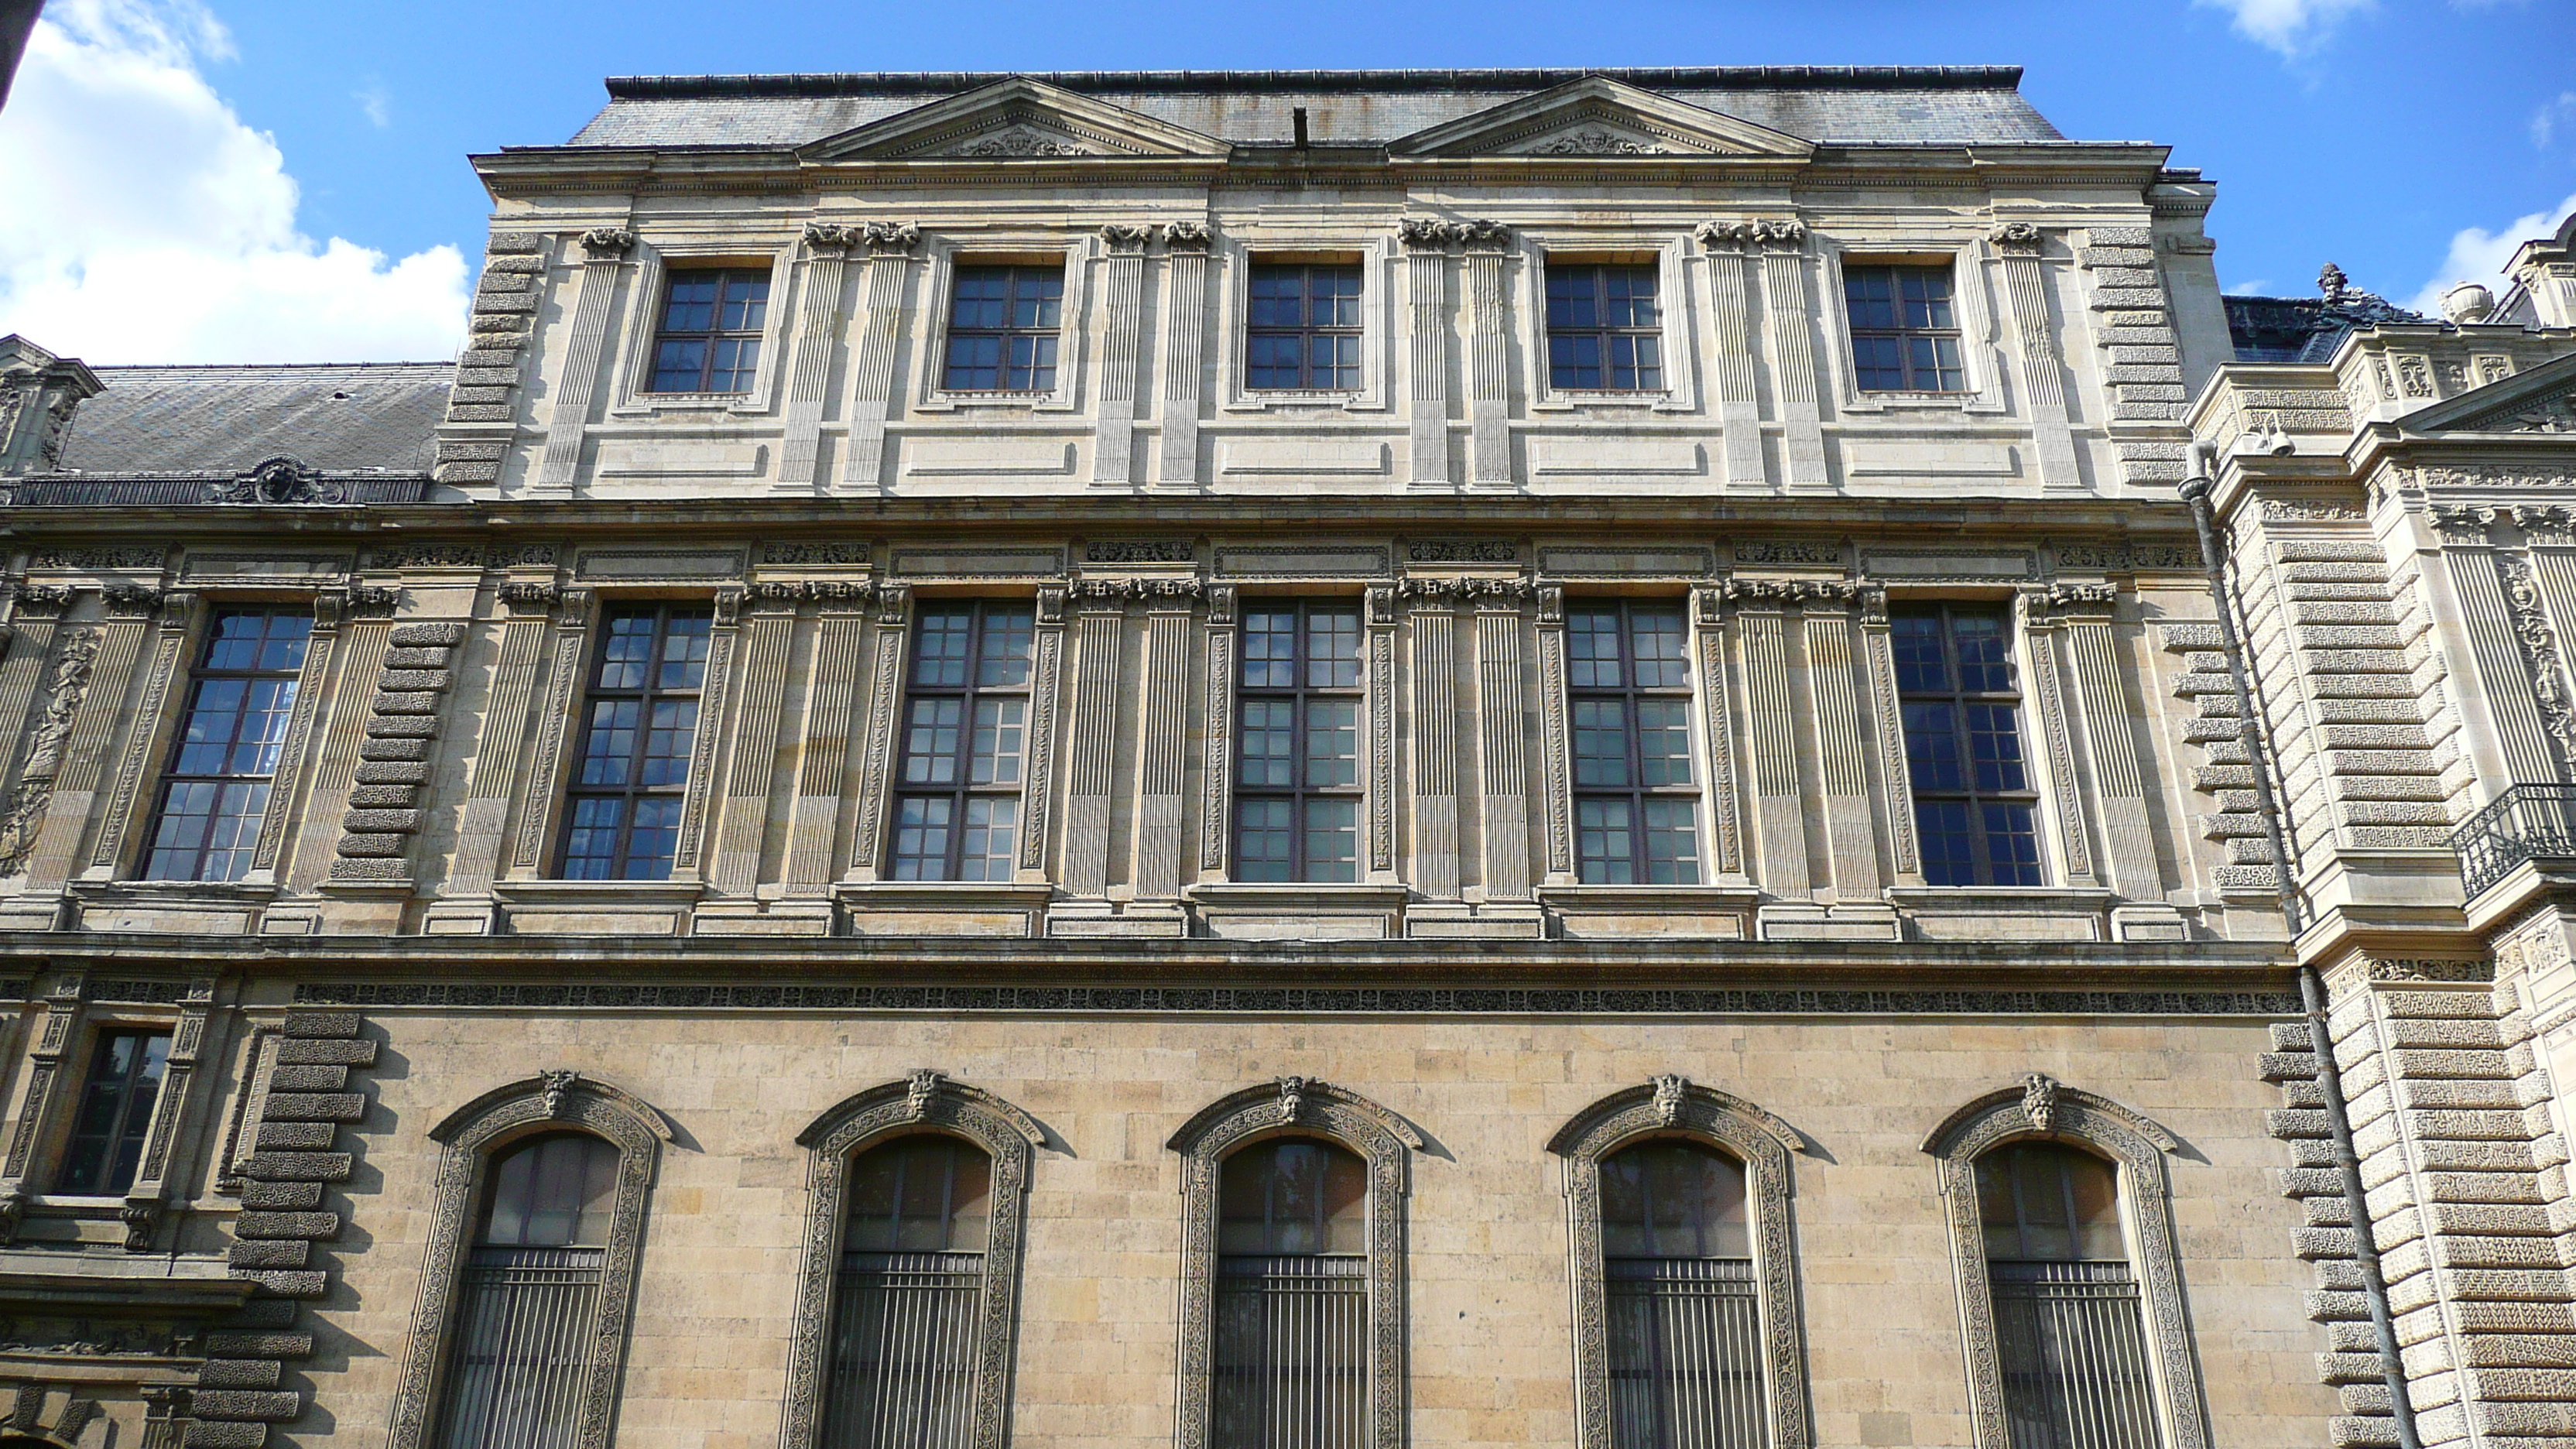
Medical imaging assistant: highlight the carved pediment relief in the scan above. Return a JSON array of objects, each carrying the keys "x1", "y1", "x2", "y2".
[
  {"x1": 1390, "y1": 76, "x2": 1814, "y2": 160},
  {"x1": 803, "y1": 77, "x2": 1227, "y2": 162},
  {"x1": 2396, "y1": 351, "x2": 2576, "y2": 437}
]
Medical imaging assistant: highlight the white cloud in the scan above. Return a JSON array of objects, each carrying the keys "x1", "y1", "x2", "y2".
[
  {"x1": 0, "y1": 0, "x2": 465, "y2": 364},
  {"x1": 354, "y1": 77, "x2": 389, "y2": 128},
  {"x1": 2534, "y1": 91, "x2": 2576, "y2": 149},
  {"x1": 2407, "y1": 192, "x2": 2576, "y2": 317},
  {"x1": 2194, "y1": 0, "x2": 2375, "y2": 55},
  {"x1": 2225, "y1": 279, "x2": 2274, "y2": 296}
]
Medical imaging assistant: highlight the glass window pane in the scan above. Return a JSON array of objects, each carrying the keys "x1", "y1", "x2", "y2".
[
  {"x1": 1572, "y1": 700, "x2": 1631, "y2": 787},
  {"x1": 1577, "y1": 798, "x2": 1635, "y2": 885},
  {"x1": 1221, "y1": 1139, "x2": 1366, "y2": 1256},
  {"x1": 1235, "y1": 798, "x2": 1293, "y2": 882},
  {"x1": 1636, "y1": 701, "x2": 1693, "y2": 788},
  {"x1": 1303, "y1": 797, "x2": 1358, "y2": 882},
  {"x1": 1643, "y1": 800, "x2": 1700, "y2": 884},
  {"x1": 1630, "y1": 609, "x2": 1687, "y2": 687},
  {"x1": 481, "y1": 1135, "x2": 620, "y2": 1248},
  {"x1": 1600, "y1": 1142, "x2": 1749, "y2": 1259}
]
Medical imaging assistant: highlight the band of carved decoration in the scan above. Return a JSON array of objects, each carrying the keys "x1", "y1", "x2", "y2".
[
  {"x1": 1536, "y1": 586, "x2": 1574, "y2": 880},
  {"x1": 1921, "y1": 1079, "x2": 2205, "y2": 1449},
  {"x1": 387, "y1": 1072, "x2": 672, "y2": 1449},
  {"x1": 778, "y1": 1074, "x2": 1044, "y2": 1449},
  {"x1": 1168, "y1": 1081, "x2": 1421, "y2": 1449},
  {"x1": 512, "y1": 590, "x2": 596, "y2": 872},
  {"x1": 846, "y1": 587, "x2": 915, "y2": 883},
  {"x1": 1549, "y1": 1079, "x2": 1813, "y2": 1449},
  {"x1": 1366, "y1": 587, "x2": 1398, "y2": 876},
  {"x1": 1199, "y1": 585, "x2": 1236, "y2": 876},
  {"x1": 1018, "y1": 587, "x2": 1067, "y2": 876},
  {"x1": 87, "y1": 592, "x2": 197, "y2": 875}
]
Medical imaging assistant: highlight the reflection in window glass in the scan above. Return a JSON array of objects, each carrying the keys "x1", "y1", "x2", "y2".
[
  {"x1": 1599, "y1": 1142, "x2": 1765, "y2": 1449},
  {"x1": 1236, "y1": 603, "x2": 1365, "y2": 881},
  {"x1": 143, "y1": 609, "x2": 311, "y2": 882},
  {"x1": 890, "y1": 603, "x2": 1034, "y2": 881},
  {"x1": 560, "y1": 607, "x2": 713, "y2": 881},
  {"x1": 824, "y1": 1136, "x2": 995, "y2": 1449},
  {"x1": 1567, "y1": 603, "x2": 1699, "y2": 884},
  {"x1": 435, "y1": 1133, "x2": 622, "y2": 1449},
  {"x1": 1214, "y1": 1139, "x2": 1369, "y2": 1449},
  {"x1": 1974, "y1": 1143, "x2": 2161, "y2": 1449}
]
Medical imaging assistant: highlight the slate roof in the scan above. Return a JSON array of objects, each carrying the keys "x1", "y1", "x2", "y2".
[
  {"x1": 567, "y1": 67, "x2": 2067, "y2": 150},
  {"x1": 53, "y1": 362, "x2": 450, "y2": 475}
]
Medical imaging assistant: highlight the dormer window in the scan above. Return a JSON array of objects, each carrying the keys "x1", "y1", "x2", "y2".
[{"x1": 647, "y1": 268, "x2": 769, "y2": 393}]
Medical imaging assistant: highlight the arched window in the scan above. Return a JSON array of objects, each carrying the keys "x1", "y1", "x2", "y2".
[
  {"x1": 824, "y1": 1136, "x2": 995, "y2": 1448},
  {"x1": 779, "y1": 1073, "x2": 1044, "y2": 1449},
  {"x1": 1550, "y1": 1079, "x2": 1812, "y2": 1449},
  {"x1": 1169, "y1": 1079, "x2": 1420, "y2": 1449},
  {"x1": 1600, "y1": 1142, "x2": 1761, "y2": 1449},
  {"x1": 1923, "y1": 1076, "x2": 2207, "y2": 1449},
  {"x1": 1975, "y1": 1144, "x2": 2159, "y2": 1449},
  {"x1": 388, "y1": 1072, "x2": 669, "y2": 1449},
  {"x1": 1214, "y1": 1139, "x2": 1371, "y2": 1447},
  {"x1": 438, "y1": 1133, "x2": 620, "y2": 1449}
]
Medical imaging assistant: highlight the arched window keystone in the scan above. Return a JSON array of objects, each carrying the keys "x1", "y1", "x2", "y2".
[
  {"x1": 1548, "y1": 1077, "x2": 1814, "y2": 1449},
  {"x1": 1922, "y1": 1074, "x2": 2206, "y2": 1449},
  {"x1": 389, "y1": 1070, "x2": 671, "y2": 1449},
  {"x1": 1169, "y1": 1078, "x2": 1422, "y2": 1449},
  {"x1": 778, "y1": 1070, "x2": 1044, "y2": 1449}
]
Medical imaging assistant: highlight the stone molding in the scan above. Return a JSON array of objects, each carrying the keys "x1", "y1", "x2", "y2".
[
  {"x1": 1921, "y1": 1077, "x2": 2205, "y2": 1449},
  {"x1": 776, "y1": 1073, "x2": 1044, "y2": 1449},
  {"x1": 387, "y1": 1069, "x2": 670, "y2": 1449},
  {"x1": 1547, "y1": 1078, "x2": 1813, "y2": 1449},
  {"x1": 1166, "y1": 1079, "x2": 1422, "y2": 1449}
]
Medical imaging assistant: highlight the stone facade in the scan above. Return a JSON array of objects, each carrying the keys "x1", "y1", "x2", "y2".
[{"x1": 0, "y1": 63, "x2": 2564, "y2": 1449}]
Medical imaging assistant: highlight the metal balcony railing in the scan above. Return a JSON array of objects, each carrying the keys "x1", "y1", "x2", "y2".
[{"x1": 2453, "y1": 783, "x2": 2576, "y2": 899}]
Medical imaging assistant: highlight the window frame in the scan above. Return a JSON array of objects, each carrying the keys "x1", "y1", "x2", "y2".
[
  {"x1": 1816, "y1": 242, "x2": 2003, "y2": 415},
  {"x1": 1544, "y1": 260, "x2": 1670, "y2": 396},
  {"x1": 1923, "y1": 1077, "x2": 2208, "y2": 1449},
  {"x1": 555, "y1": 602, "x2": 716, "y2": 882},
  {"x1": 778, "y1": 1072, "x2": 1043, "y2": 1449},
  {"x1": 1233, "y1": 598, "x2": 1367, "y2": 883},
  {"x1": 138, "y1": 605, "x2": 314, "y2": 884},
  {"x1": 608, "y1": 242, "x2": 792, "y2": 416},
  {"x1": 886, "y1": 600, "x2": 1036, "y2": 882},
  {"x1": 1221, "y1": 241, "x2": 1392, "y2": 413},
  {"x1": 1169, "y1": 1079, "x2": 1419, "y2": 1449},
  {"x1": 52, "y1": 1026, "x2": 175, "y2": 1197},
  {"x1": 916, "y1": 242, "x2": 1085, "y2": 414},
  {"x1": 1549, "y1": 1077, "x2": 1814, "y2": 1449},
  {"x1": 641, "y1": 265, "x2": 775, "y2": 396},
  {"x1": 1243, "y1": 259, "x2": 1368, "y2": 393},
  {"x1": 1564, "y1": 599, "x2": 1704, "y2": 886},
  {"x1": 939, "y1": 264, "x2": 1069, "y2": 395},
  {"x1": 1891, "y1": 601, "x2": 2045, "y2": 889},
  {"x1": 386, "y1": 1072, "x2": 669, "y2": 1449}
]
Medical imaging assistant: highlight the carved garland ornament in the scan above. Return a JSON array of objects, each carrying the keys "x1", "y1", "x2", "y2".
[
  {"x1": 386, "y1": 1072, "x2": 671, "y2": 1449},
  {"x1": 1547, "y1": 1079, "x2": 1814, "y2": 1449},
  {"x1": 776, "y1": 1073, "x2": 1045, "y2": 1449},
  {"x1": 2496, "y1": 553, "x2": 2576, "y2": 779},
  {"x1": 0, "y1": 629, "x2": 99, "y2": 874},
  {"x1": 1920, "y1": 1078, "x2": 2206, "y2": 1449},
  {"x1": 1168, "y1": 1081, "x2": 1422, "y2": 1449}
]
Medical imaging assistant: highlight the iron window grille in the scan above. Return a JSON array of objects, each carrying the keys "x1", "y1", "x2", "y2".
[
  {"x1": 942, "y1": 265, "x2": 1065, "y2": 392},
  {"x1": 1567, "y1": 602, "x2": 1701, "y2": 884},
  {"x1": 1214, "y1": 1139, "x2": 1370, "y2": 1449},
  {"x1": 647, "y1": 268, "x2": 770, "y2": 393},
  {"x1": 1601, "y1": 1141, "x2": 1766, "y2": 1449},
  {"x1": 1247, "y1": 263, "x2": 1365, "y2": 390},
  {"x1": 1547, "y1": 263, "x2": 1664, "y2": 392},
  {"x1": 141, "y1": 608, "x2": 311, "y2": 882},
  {"x1": 1975, "y1": 1144, "x2": 2163, "y2": 1449},
  {"x1": 822, "y1": 1137, "x2": 992, "y2": 1449},
  {"x1": 1891, "y1": 604, "x2": 2041, "y2": 886},
  {"x1": 559, "y1": 605, "x2": 714, "y2": 881},
  {"x1": 54, "y1": 1029, "x2": 172, "y2": 1195},
  {"x1": 889, "y1": 602, "x2": 1035, "y2": 882},
  {"x1": 1236, "y1": 601, "x2": 1365, "y2": 882},
  {"x1": 1844, "y1": 265, "x2": 1967, "y2": 392},
  {"x1": 435, "y1": 1133, "x2": 619, "y2": 1449}
]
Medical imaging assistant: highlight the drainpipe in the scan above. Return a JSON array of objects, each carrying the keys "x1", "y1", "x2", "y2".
[{"x1": 2178, "y1": 441, "x2": 2420, "y2": 1449}]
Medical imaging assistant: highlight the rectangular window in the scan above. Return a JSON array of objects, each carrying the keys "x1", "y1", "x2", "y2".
[
  {"x1": 142, "y1": 608, "x2": 311, "y2": 882},
  {"x1": 559, "y1": 605, "x2": 714, "y2": 882},
  {"x1": 1246, "y1": 262, "x2": 1364, "y2": 391},
  {"x1": 1235, "y1": 601, "x2": 1363, "y2": 882},
  {"x1": 1547, "y1": 262, "x2": 1663, "y2": 392},
  {"x1": 1845, "y1": 263, "x2": 1968, "y2": 392},
  {"x1": 1893, "y1": 604, "x2": 2042, "y2": 886},
  {"x1": 648, "y1": 267, "x2": 770, "y2": 393},
  {"x1": 942, "y1": 265, "x2": 1064, "y2": 392},
  {"x1": 889, "y1": 601, "x2": 1036, "y2": 882},
  {"x1": 56, "y1": 1029, "x2": 172, "y2": 1194},
  {"x1": 1567, "y1": 602, "x2": 1700, "y2": 884}
]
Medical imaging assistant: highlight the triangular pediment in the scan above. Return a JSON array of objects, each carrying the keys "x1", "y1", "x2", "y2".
[
  {"x1": 1389, "y1": 76, "x2": 1814, "y2": 160},
  {"x1": 2401, "y1": 351, "x2": 2576, "y2": 437},
  {"x1": 803, "y1": 77, "x2": 1227, "y2": 161}
]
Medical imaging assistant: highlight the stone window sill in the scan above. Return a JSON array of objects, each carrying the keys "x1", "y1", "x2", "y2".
[{"x1": 1187, "y1": 882, "x2": 1410, "y2": 909}]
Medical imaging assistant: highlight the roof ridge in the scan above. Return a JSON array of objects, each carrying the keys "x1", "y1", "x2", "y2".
[
  {"x1": 603, "y1": 65, "x2": 2027, "y2": 101},
  {"x1": 92, "y1": 361, "x2": 455, "y2": 374}
]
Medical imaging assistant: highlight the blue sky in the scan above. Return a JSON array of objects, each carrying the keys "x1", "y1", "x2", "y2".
[{"x1": 2, "y1": 0, "x2": 2571, "y2": 362}]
